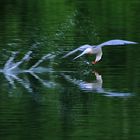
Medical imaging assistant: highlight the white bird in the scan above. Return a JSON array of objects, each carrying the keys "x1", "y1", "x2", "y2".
[{"x1": 63, "y1": 39, "x2": 138, "y2": 64}]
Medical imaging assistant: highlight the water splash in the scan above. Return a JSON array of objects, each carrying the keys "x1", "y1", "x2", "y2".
[
  {"x1": 0, "y1": 51, "x2": 58, "y2": 101},
  {"x1": 2, "y1": 51, "x2": 32, "y2": 75},
  {"x1": 1, "y1": 51, "x2": 56, "y2": 74},
  {"x1": 0, "y1": 51, "x2": 55, "y2": 86}
]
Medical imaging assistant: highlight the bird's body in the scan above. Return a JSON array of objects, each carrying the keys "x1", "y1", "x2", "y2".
[{"x1": 63, "y1": 39, "x2": 138, "y2": 64}]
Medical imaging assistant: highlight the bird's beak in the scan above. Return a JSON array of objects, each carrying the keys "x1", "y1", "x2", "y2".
[{"x1": 92, "y1": 61, "x2": 97, "y2": 64}]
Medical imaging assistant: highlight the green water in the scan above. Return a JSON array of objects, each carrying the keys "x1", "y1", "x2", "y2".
[{"x1": 0, "y1": 0, "x2": 140, "y2": 140}]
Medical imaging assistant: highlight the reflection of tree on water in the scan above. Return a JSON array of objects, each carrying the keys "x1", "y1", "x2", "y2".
[{"x1": 62, "y1": 71, "x2": 132, "y2": 97}]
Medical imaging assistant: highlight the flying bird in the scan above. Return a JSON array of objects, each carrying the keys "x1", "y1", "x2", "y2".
[{"x1": 63, "y1": 39, "x2": 138, "y2": 64}]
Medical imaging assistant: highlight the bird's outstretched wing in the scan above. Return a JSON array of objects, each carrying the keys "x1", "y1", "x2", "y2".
[
  {"x1": 62, "y1": 44, "x2": 91, "y2": 58},
  {"x1": 97, "y1": 39, "x2": 138, "y2": 48},
  {"x1": 73, "y1": 47, "x2": 93, "y2": 60}
]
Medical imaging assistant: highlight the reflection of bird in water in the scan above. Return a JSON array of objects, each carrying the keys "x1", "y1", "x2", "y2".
[
  {"x1": 63, "y1": 39, "x2": 138, "y2": 64},
  {"x1": 62, "y1": 71, "x2": 132, "y2": 97},
  {"x1": 62, "y1": 71, "x2": 103, "y2": 92}
]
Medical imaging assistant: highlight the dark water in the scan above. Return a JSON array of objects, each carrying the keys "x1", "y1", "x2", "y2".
[{"x1": 0, "y1": 0, "x2": 140, "y2": 140}]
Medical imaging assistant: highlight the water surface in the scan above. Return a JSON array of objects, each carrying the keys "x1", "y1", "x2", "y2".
[{"x1": 0, "y1": 0, "x2": 140, "y2": 140}]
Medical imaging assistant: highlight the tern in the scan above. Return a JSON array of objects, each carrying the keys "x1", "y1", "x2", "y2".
[{"x1": 63, "y1": 39, "x2": 138, "y2": 64}]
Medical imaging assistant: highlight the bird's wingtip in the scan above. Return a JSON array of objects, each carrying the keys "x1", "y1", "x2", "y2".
[
  {"x1": 62, "y1": 52, "x2": 72, "y2": 59},
  {"x1": 118, "y1": 39, "x2": 138, "y2": 44},
  {"x1": 134, "y1": 41, "x2": 139, "y2": 44},
  {"x1": 73, "y1": 56, "x2": 78, "y2": 60},
  {"x1": 61, "y1": 55, "x2": 67, "y2": 59},
  {"x1": 127, "y1": 40, "x2": 138, "y2": 44}
]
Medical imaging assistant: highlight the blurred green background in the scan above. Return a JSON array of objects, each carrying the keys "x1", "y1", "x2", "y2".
[{"x1": 0, "y1": 0, "x2": 140, "y2": 140}]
